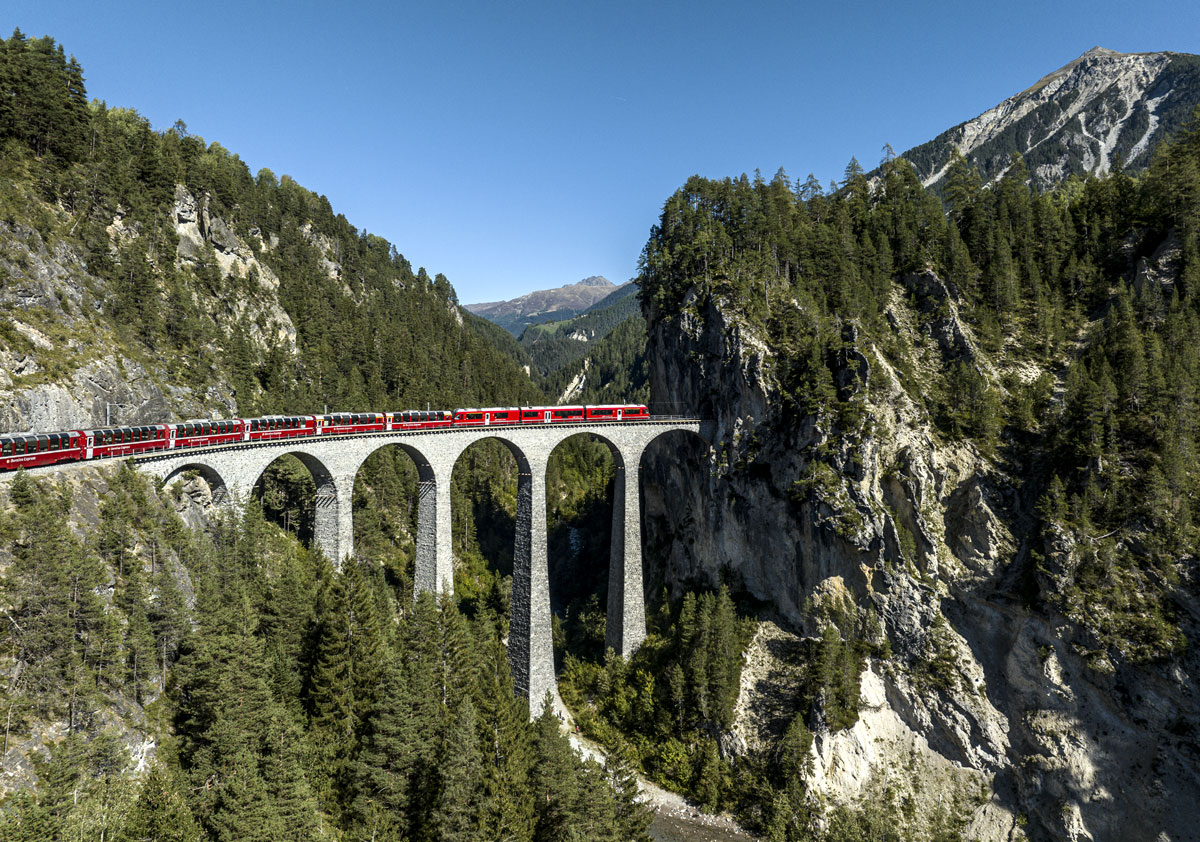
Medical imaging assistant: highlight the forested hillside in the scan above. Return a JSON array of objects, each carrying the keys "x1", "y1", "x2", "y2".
[
  {"x1": 628, "y1": 107, "x2": 1200, "y2": 838},
  {"x1": 8, "y1": 22, "x2": 1200, "y2": 842},
  {"x1": 0, "y1": 28, "x2": 540, "y2": 433},
  {"x1": 641, "y1": 132, "x2": 1200, "y2": 660},
  {"x1": 0, "y1": 466, "x2": 651, "y2": 842}
]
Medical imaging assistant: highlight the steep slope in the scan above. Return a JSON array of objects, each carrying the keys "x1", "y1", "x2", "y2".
[
  {"x1": 520, "y1": 285, "x2": 640, "y2": 377},
  {"x1": 904, "y1": 47, "x2": 1200, "y2": 190},
  {"x1": 465, "y1": 275, "x2": 620, "y2": 335},
  {"x1": 0, "y1": 32, "x2": 542, "y2": 435},
  {"x1": 635, "y1": 120, "x2": 1200, "y2": 839}
]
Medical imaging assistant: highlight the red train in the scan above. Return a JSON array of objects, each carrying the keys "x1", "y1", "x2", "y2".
[{"x1": 0, "y1": 404, "x2": 650, "y2": 472}]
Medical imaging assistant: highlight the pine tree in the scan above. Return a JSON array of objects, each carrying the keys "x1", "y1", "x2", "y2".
[
  {"x1": 308, "y1": 556, "x2": 386, "y2": 799},
  {"x1": 116, "y1": 765, "x2": 204, "y2": 842},
  {"x1": 473, "y1": 633, "x2": 535, "y2": 841},
  {"x1": 432, "y1": 697, "x2": 485, "y2": 842},
  {"x1": 262, "y1": 707, "x2": 323, "y2": 841},
  {"x1": 350, "y1": 651, "x2": 414, "y2": 841},
  {"x1": 694, "y1": 736, "x2": 724, "y2": 811},
  {"x1": 529, "y1": 700, "x2": 580, "y2": 842}
]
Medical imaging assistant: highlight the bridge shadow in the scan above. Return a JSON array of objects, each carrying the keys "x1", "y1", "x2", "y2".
[
  {"x1": 547, "y1": 433, "x2": 618, "y2": 666},
  {"x1": 640, "y1": 428, "x2": 709, "y2": 602}
]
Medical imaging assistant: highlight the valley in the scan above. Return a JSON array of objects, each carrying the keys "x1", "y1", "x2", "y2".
[{"x1": 3, "y1": 28, "x2": 1200, "y2": 842}]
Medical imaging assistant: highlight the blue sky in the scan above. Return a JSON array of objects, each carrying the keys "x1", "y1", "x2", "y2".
[{"x1": 6, "y1": 0, "x2": 1198, "y2": 303}]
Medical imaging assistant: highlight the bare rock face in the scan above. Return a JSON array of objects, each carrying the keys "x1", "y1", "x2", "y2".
[
  {"x1": 0, "y1": 182, "x2": 315, "y2": 435},
  {"x1": 907, "y1": 47, "x2": 1200, "y2": 191},
  {"x1": 172, "y1": 185, "x2": 298, "y2": 352},
  {"x1": 641, "y1": 274, "x2": 1200, "y2": 841},
  {"x1": 0, "y1": 218, "x2": 210, "y2": 431},
  {"x1": 0, "y1": 355, "x2": 200, "y2": 432}
]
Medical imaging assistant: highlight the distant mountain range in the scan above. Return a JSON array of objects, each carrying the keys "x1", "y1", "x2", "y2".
[
  {"x1": 902, "y1": 46, "x2": 1200, "y2": 190},
  {"x1": 519, "y1": 282, "x2": 640, "y2": 376},
  {"x1": 464, "y1": 276, "x2": 625, "y2": 336}
]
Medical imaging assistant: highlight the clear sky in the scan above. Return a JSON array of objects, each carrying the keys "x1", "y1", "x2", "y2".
[{"x1": 6, "y1": 0, "x2": 1198, "y2": 303}]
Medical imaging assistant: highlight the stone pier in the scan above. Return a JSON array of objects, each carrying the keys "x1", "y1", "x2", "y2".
[{"x1": 133, "y1": 420, "x2": 702, "y2": 713}]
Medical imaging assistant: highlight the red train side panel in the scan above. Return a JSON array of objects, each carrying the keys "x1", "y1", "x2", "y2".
[
  {"x1": 0, "y1": 405, "x2": 656, "y2": 471},
  {"x1": 0, "y1": 431, "x2": 84, "y2": 470}
]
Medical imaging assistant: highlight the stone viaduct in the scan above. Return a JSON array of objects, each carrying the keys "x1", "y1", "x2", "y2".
[{"x1": 133, "y1": 420, "x2": 702, "y2": 712}]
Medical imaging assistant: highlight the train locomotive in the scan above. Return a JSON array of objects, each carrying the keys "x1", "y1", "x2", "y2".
[{"x1": 0, "y1": 404, "x2": 650, "y2": 472}]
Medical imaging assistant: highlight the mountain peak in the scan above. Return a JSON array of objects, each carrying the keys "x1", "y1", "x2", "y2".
[
  {"x1": 902, "y1": 46, "x2": 1199, "y2": 191},
  {"x1": 575, "y1": 276, "x2": 614, "y2": 288},
  {"x1": 1080, "y1": 45, "x2": 1123, "y2": 60},
  {"x1": 465, "y1": 276, "x2": 621, "y2": 335}
]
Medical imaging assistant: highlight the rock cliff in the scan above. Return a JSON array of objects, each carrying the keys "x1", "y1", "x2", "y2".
[{"x1": 640, "y1": 272, "x2": 1200, "y2": 840}]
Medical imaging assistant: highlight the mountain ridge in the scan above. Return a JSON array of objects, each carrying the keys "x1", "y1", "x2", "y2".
[
  {"x1": 464, "y1": 276, "x2": 628, "y2": 336},
  {"x1": 902, "y1": 46, "x2": 1200, "y2": 190}
]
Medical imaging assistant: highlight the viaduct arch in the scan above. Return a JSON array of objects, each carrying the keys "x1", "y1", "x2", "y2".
[{"x1": 136, "y1": 421, "x2": 704, "y2": 712}]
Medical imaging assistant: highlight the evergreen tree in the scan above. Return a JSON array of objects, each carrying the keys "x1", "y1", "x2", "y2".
[
  {"x1": 116, "y1": 765, "x2": 204, "y2": 842},
  {"x1": 432, "y1": 697, "x2": 486, "y2": 842}
]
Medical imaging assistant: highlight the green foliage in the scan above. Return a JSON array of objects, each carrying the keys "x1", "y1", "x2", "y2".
[
  {"x1": 797, "y1": 625, "x2": 870, "y2": 732},
  {"x1": 559, "y1": 586, "x2": 753, "y2": 808},
  {"x1": 0, "y1": 463, "x2": 648, "y2": 840},
  {"x1": 0, "y1": 30, "x2": 89, "y2": 163},
  {"x1": 543, "y1": 313, "x2": 651, "y2": 405},
  {"x1": 639, "y1": 111, "x2": 1200, "y2": 668},
  {"x1": 0, "y1": 29, "x2": 547, "y2": 419}
]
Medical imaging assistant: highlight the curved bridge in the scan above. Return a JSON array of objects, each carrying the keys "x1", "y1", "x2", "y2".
[{"x1": 134, "y1": 419, "x2": 703, "y2": 710}]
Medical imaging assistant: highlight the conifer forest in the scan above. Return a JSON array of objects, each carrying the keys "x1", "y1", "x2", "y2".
[{"x1": 3, "y1": 26, "x2": 1200, "y2": 842}]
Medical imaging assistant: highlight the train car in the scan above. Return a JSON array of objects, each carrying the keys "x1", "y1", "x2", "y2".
[
  {"x1": 171, "y1": 419, "x2": 246, "y2": 450},
  {"x1": 450, "y1": 407, "x2": 525, "y2": 426},
  {"x1": 84, "y1": 425, "x2": 173, "y2": 460},
  {"x1": 547, "y1": 405, "x2": 586, "y2": 423},
  {"x1": 0, "y1": 403, "x2": 659, "y2": 472},
  {"x1": 388, "y1": 410, "x2": 453, "y2": 431},
  {"x1": 584, "y1": 404, "x2": 648, "y2": 421},
  {"x1": 246, "y1": 415, "x2": 314, "y2": 442},
  {"x1": 318, "y1": 412, "x2": 385, "y2": 437},
  {"x1": 0, "y1": 430, "x2": 85, "y2": 470}
]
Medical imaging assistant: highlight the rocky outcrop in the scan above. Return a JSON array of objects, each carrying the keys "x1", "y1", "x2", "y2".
[
  {"x1": 0, "y1": 219, "x2": 214, "y2": 430},
  {"x1": 0, "y1": 183, "x2": 315, "y2": 433},
  {"x1": 905, "y1": 47, "x2": 1200, "y2": 190},
  {"x1": 172, "y1": 185, "x2": 298, "y2": 352},
  {"x1": 641, "y1": 273, "x2": 1200, "y2": 841}
]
